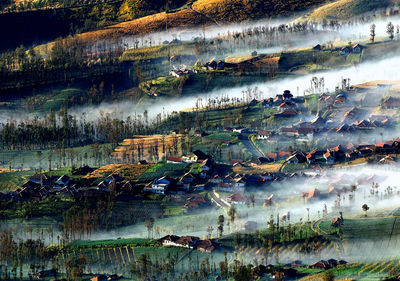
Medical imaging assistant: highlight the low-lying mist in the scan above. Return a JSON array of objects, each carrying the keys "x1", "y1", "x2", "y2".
[{"x1": 67, "y1": 54, "x2": 400, "y2": 123}]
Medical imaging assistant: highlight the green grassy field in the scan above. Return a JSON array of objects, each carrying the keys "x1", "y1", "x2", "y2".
[
  {"x1": 0, "y1": 170, "x2": 34, "y2": 191},
  {"x1": 319, "y1": 216, "x2": 400, "y2": 240},
  {"x1": 68, "y1": 237, "x2": 154, "y2": 248},
  {"x1": 139, "y1": 161, "x2": 188, "y2": 181},
  {"x1": 0, "y1": 143, "x2": 113, "y2": 172}
]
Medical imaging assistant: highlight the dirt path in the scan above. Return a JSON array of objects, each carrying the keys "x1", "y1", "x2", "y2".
[
  {"x1": 312, "y1": 218, "x2": 346, "y2": 258},
  {"x1": 239, "y1": 133, "x2": 264, "y2": 159}
]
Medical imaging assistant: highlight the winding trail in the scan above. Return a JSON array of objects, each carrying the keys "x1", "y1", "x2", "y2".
[
  {"x1": 311, "y1": 218, "x2": 345, "y2": 258},
  {"x1": 210, "y1": 190, "x2": 231, "y2": 211},
  {"x1": 239, "y1": 133, "x2": 264, "y2": 159}
]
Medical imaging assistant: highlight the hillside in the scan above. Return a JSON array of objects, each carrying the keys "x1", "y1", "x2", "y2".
[
  {"x1": 76, "y1": 8, "x2": 213, "y2": 42},
  {"x1": 34, "y1": 0, "x2": 334, "y2": 51},
  {"x1": 192, "y1": 0, "x2": 329, "y2": 22},
  {"x1": 302, "y1": 0, "x2": 398, "y2": 20}
]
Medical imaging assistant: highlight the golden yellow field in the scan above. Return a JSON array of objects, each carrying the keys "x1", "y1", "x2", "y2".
[
  {"x1": 78, "y1": 9, "x2": 212, "y2": 41},
  {"x1": 233, "y1": 163, "x2": 282, "y2": 174},
  {"x1": 84, "y1": 163, "x2": 152, "y2": 180},
  {"x1": 113, "y1": 134, "x2": 185, "y2": 161},
  {"x1": 300, "y1": 0, "x2": 397, "y2": 20}
]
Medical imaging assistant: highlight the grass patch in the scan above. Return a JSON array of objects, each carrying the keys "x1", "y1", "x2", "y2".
[
  {"x1": 0, "y1": 170, "x2": 34, "y2": 191},
  {"x1": 305, "y1": 0, "x2": 394, "y2": 20},
  {"x1": 205, "y1": 132, "x2": 235, "y2": 142},
  {"x1": 139, "y1": 161, "x2": 188, "y2": 181},
  {"x1": 68, "y1": 238, "x2": 154, "y2": 248}
]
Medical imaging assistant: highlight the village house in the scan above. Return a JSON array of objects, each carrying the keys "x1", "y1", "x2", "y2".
[
  {"x1": 336, "y1": 123, "x2": 355, "y2": 134},
  {"x1": 319, "y1": 93, "x2": 334, "y2": 104},
  {"x1": 214, "y1": 174, "x2": 245, "y2": 192},
  {"x1": 144, "y1": 176, "x2": 172, "y2": 194},
  {"x1": 200, "y1": 158, "x2": 214, "y2": 177},
  {"x1": 273, "y1": 94, "x2": 284, "y2": 105},
  {"x1": 169, "y1": 68, "x2": 194, "y2": 78},
  {"x1": 306, "y1": 150, "x2": 325, "y2": 164},
  {"x1": 196, "y1": 239, "x2": 216, "y2": 253},
  {"x1": 33, "y1": 269, "x2": 57, "y2": 279},
  {"x1": 166, "y1": 157, "x2": 183, "y2": 164},
  {"x1": 275, "y1": 109, "x2": 298, "y2": 118},
  {"x1": 158, "y1": 235, "x2": 214, "y2": 251},
  {"x1": 302, "y1": 188, "x2": 321, "y2": 200},
  {"x1": 352, "y1": 43, "x2": 365, "y2": 53},
  {"x1": 352, "y1": 119, "x2": 377, "y2": 130},
  {"x1": 327, "y1": 145, "x2": 346, "y2": 162},
  {"x1": 335, "y1": 93, "x2": 348, "y2": 104},
  {"x1": 283, "y1": 90, "x2": 294, "y2": 100},
  {"x1": 182, "y1": 153, "x2": 198, "y2": 163},
  {"x1": 90, "y1": 275, "x2": 108, "y2": 281},
  {"x1": 313, "y1": 44, "x2": 322, "y2": 51},
  {"x1": 280, "y1": 126, "x2": 299, "y2": 137},
  {"x1": 55, "y1": 175, "x2": 70, "y2": 188},
  {"x1": 358, "y1": 148, "x2": 373, "y2": 158},
  {"x1": 192, "y1": 150, "x2": 211, "y2": 161},
  {"x1": 232, "y1": 127, "x2": 248, "y2": 134},
  {"x1": 286, "y1": 152, "x2": 307, "y2": 164},
  {"x1": 342, "y1": 107, "x2": 360, "y2": 123},
  {"x1": 340, "y1": 46, "x2": 351, "y2": 55},
  {"x1": 97, "y1": 174, "x2": 125, "y2": 192},
  {"x1": 194, "y1": 129, "x2": 209, "y2": 137},
  {"x1": 261, "y1": 97, "x2": 274, "y2": 107},
  {"x1": 345, "y1": 150, "x2": 359, "y2": 161},
  {"x1": 209, "y1": 174, "x2": 223, "y2": 184},
  {"x1": 175, "y1": 236, "x2": 200, "y2": 248},
  {"x1": 323, "y1": 151, "x2": 335, "y2": 163},
  {"x1": 234, "y1": 177, "x2": 246, "y2": 190},
  {"x1": 229, "y1": 192, "x2": 247, "y2": 205},
  {"x1": 158, "y1": 235, "x2": 181, "y2": 247},
  {"x1": 374, "y1": 142, "x2": 395, "y2": 154},
  {"x1": 257, "y1": 130, "x2": 272, "y2": 140},
  {"x1": 309, "y1": 259, "x2": 347, "y2": 270},
  {"x1": 279, "y1": 101, "x2": 297, "y2": 109},
  {"x1": 183, "y1": 194, "x2": 209, "y2": 213},
  {"x1": 203, "y1": 60, "x2": 217, "y2": 70},
  {"x1": 381, "y1": 96, "x2": 400, "y2": 109},
  {"x1": 178, "y1": 172, "x2": 196, "y2": 191}
]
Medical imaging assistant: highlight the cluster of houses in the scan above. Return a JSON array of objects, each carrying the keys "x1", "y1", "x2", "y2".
[
  {"x1": 158, "y1": 235, "x2": 216, "y2": 253},
  {"x1": 340, "y1": 43, "x2": 365, "y2": 55},
  {"x1": 183, "y1": 194, "x2": 210, "y2": 213},
  {"x1": 381, "y1": 96, "x2": 400, "y2": 109},
  {"x1": 201, "y1": 59, "x2": 236, "y2": 71},
  {"x1": 260, "y1": 90, "x2": 296, "y2": 107},
  {"x1": 308, "y1": 259, "x2": 347, "y2": 269},
  {"x1": 256, "y1": 111, "x2": 392, "y2": 143},
  {"x1": 318, "y1": 92, "x2": 348, "y2": 106},
  {"x1": 144, "y1": 151, "x2": 213, "y2": 195},
  {"x1": 281, "y1": 137, "x2": 400, "y2": 166},
  {"x1": 256, "y1": 115, "x2": 325, "y2": 143},
  {"x1": 0, "y1": 171, "x2": 141, "y2": 202},
  {"x1": 90, "y1": 274, "x2": 122, "y2": 281},
  {"x1": 259, "y1": 90, "x2": 305, "y2": 118},
  {"x1": 301, "y1": 171, "x2": 379, "y2": 202},
  {"x1": 169, "y1": 68, "x2": 196, "y2": 78},
  {"x1": 4, "y1": 173, "x2": 76, "y2": 202}
]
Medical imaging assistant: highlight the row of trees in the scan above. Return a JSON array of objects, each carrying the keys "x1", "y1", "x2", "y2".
[{"x1": 370, "y1": 21, "x2": 400, "y2": 42}]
